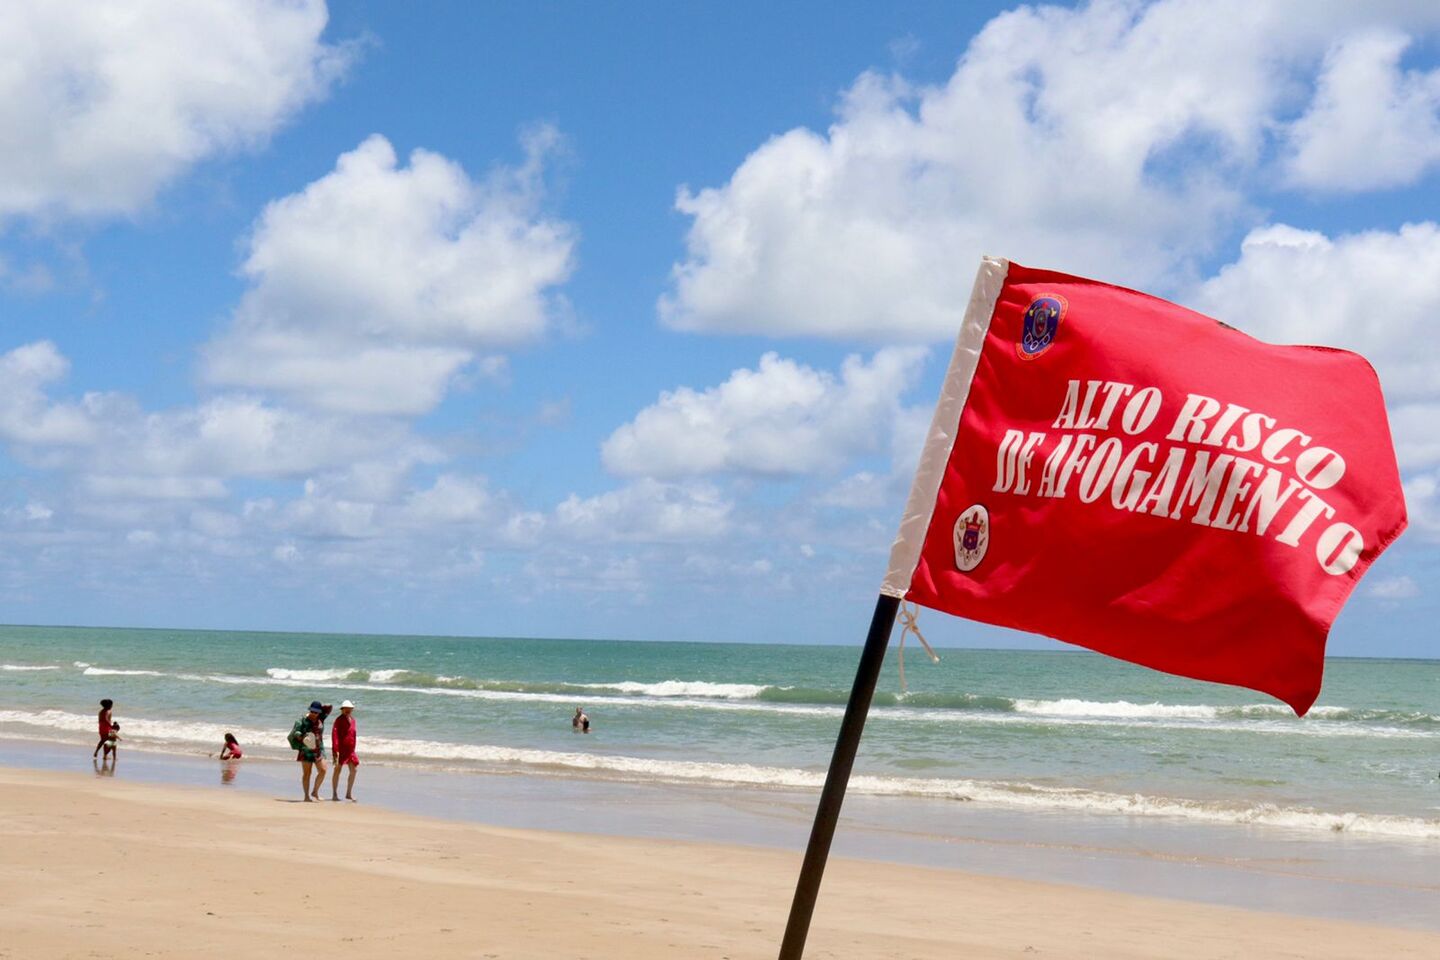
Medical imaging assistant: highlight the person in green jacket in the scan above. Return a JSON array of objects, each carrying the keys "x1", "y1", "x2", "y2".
[{"x1": 287, "y1": 700, "x2": 329, "y2": 802}]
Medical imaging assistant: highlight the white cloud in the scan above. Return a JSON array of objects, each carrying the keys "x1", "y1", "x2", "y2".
[
  {"x1": 602, "y1": 348, "x2": 926, "y2": 478},
  {"x1": 0, "y1": 0, "x2": 351, "y2": 220},
  {"x1": 2, "y1": 502, "x2": 53, "y2": 524},
  {"x1": 225, "y1": 470, "x2": 543, "y2": 553},
  {"x1": 0, "y1": 255, "x2": 54, "y2": 294},
  {"x1": 1190, "y1": 223, "x2": 1440, "y2": 469},
  {"x1": 661, "y1": 0, "x2": 1440, "y2": 340},
  {"x1": 0, "y1": 342, "x2": 96, "y2": 445},
  {"x1": 518, "y1": 554, "x2": 650, "y2": 601},
  {"x1": 816, "y1": 471, "x2": 894, "y2": 511},
  {"x1": 1386, "y1": 404, "x2": 1440, "y2": 472},
  {"x1": 299, "y1": 460, "x2": 417, "y2": 506},
  {"x1": 817, "y1": 405, "x2": 932, "y2": 511},
  {"x1": 101, "y1": 396, "x2": 420, "y2": 485},
  {"x1": 1402, "y1": 472, "x2": 1440, "y2": 541},
  {"x1": 83, "y1": 476, "x2": 229, "y2": 501},
  {"x1": 204, "y1": 131, "x2": 576, "y2": 414},
  {"x1": 1286, "y1": 30, "x2": 1440, "y2": 191},
  {"x1": 402, "y1": 474, "x2": 500, "y2": 525},
  {"x1": 1191, "y1": 220, "x2": 1440, "y2": 546},
  {"x1": 553, "y1": 480, "x2": 732, "y2": 543},
  {"x1": 189, "y1": 509, "x2": 243, "y2": 540},
  {"x1": 280, "y1": 492, "x2": 378, "y2": 540},
  {"x1": 0, "y1": 341, "x2": 427, "y2": 500},
  {"x1": 1367, "y1": 574, "x2": 1420, "y2": 600}
]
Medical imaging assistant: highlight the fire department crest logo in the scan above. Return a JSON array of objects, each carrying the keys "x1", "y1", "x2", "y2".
[
  {"x1": 953, "y1": 504, "x2": 989, "y2": 572},
  {"x1": 1017, "y1": 294, "x2": 1067, "y2": 359}
]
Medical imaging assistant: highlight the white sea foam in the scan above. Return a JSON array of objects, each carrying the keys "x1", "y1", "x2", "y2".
[
  {"x1": 1245, "y1": 704, "x2": 1352, "y2": 719},
  {"x1": 262, "y1": 669, "x2": 767, "y2": 699},
  {"x1": 54, "y1": 665, "x2": 1438, "y2": 739},
  {"x1": 1011, "y1": 699, "x2": 1365, "y2": 723},
  {"x1": 82, "y1": 667, "x2": 167, "y2": 677},
  {"x1": 583, "y1": 680, "x2": 769, "y2": 699},
  {"x1": 2, "y1": 707, "x2": 1435, "y2": 841},
  {"x1": 1014, "y1": 699, "x2": 1220, "y2": 720},
  {"x1": 265, "y1": 667, "x2": 357, "y2": 682},
  {"x1": 251, "y1": 673, "x2": 832, "y2": 717},
  {"x1": 73, "y1": 661, "x2": 91, "y2": 669},
  {"x1": 0, "y1": 709, "x2": 280, "y2": 752},
  {"x1": 1, "y1": 664, "x2": 59, "y2": 671},
  {"x1": 179, "y1": 666, "x2": 1401, "y2": 732}
]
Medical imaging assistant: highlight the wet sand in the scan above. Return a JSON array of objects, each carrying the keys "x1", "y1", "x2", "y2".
[{"x1": 2, "y1": 765, "x2": 1437, "y2": 959}]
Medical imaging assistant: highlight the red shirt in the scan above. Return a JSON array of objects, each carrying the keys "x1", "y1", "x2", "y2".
[{"x1": 331, "y1": 714, "x2": 356, "y2": 753}]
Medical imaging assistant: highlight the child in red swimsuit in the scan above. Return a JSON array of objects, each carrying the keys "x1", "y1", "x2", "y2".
[{"x1": 220, "y1": 733, "x2": 243, "y2": 759}]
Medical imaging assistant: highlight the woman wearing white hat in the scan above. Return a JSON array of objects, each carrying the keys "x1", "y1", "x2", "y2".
[{"x1": 330, "y1": 700, "x2": 359, "y2": 802}]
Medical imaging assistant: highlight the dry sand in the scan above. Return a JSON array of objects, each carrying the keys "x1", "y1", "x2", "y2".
[{"x1": 1, "y1": 766, "x2": 1435, "y2": 959}]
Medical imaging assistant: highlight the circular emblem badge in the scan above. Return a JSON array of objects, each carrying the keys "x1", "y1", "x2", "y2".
[
  {"x1": 1016, "y1": 294, "x2": 1067, "y2": 360},
  {"x1": 953, "y1": 504, "x2": 989, "y2": 572}
]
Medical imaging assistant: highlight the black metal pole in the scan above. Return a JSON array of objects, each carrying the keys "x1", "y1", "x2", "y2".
[{"x1": 777, "y1": 593, "x2": 901, "y2": 960}]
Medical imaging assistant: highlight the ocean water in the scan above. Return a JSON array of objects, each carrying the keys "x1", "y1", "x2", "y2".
[{"x1": 1, "y1": 623, "x2": 1437, "y2": 842}]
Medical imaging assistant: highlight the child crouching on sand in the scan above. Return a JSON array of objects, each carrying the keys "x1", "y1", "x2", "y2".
[{"x1": 220, "y1": 733, "x2": 243, "y2": 760}]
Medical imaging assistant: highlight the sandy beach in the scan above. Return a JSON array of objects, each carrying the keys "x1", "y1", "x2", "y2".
[{"x1": 1, "y1": 766, "x2": 1435, "y2": 959}]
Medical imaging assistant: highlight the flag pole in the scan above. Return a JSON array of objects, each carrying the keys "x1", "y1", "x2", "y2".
[{"x1": 777, "y1": 592, "x2": 901, "y2": 960}]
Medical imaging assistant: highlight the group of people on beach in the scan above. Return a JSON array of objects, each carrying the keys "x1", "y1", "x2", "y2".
[
  {"x1": 91, "y1": 696, "x2": 360, "y2": 802},
  {"x1": 90, "y1": 695, "x2": 599, "y2": 798},
  {"x1": 288, "y1": 699, "x2": 361, "y2": 802}
]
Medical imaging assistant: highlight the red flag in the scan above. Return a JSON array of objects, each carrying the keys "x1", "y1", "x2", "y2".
[{"x1": 883, "y1": 258, "x2": 1407, "y2": 715}]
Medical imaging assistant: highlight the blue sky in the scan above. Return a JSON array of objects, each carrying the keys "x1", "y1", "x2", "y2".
[{"x1": 0, "y1": 0, "x2": 1437, "y2": 656}]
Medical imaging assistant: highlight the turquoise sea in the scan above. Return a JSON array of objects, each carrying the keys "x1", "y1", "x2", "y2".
[{"x1": 2, "y1": 623, "x2": 1437, "y2": 841}]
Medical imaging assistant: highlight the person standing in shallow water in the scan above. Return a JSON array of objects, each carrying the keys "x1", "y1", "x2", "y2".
[
  {"x1": 330, "y1": 700, "x2": 359, "y2": 802},
  {"x1": 288, "y1": 701, "x2": 327, "y2": 802},
  {"x1": 93, "y1": 699, "x2": 113, "y2": 758},
  {"x1": 309, "y1": 702, "x2": 331, "y2": 797}
]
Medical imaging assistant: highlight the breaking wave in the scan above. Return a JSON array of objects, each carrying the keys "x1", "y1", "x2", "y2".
[
  {"x1": 2, "y1": 707, "x2": 1435, "y2": 841},
  {"x1": 264, "y1": 667, "x2": 362, "y2": 682},
  {"x1": 50, "y1": 663, "x2": 1438, "y2": 735},
  {"x1": 82, "y1": 667, "x2": 168, "y2": 677}
]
